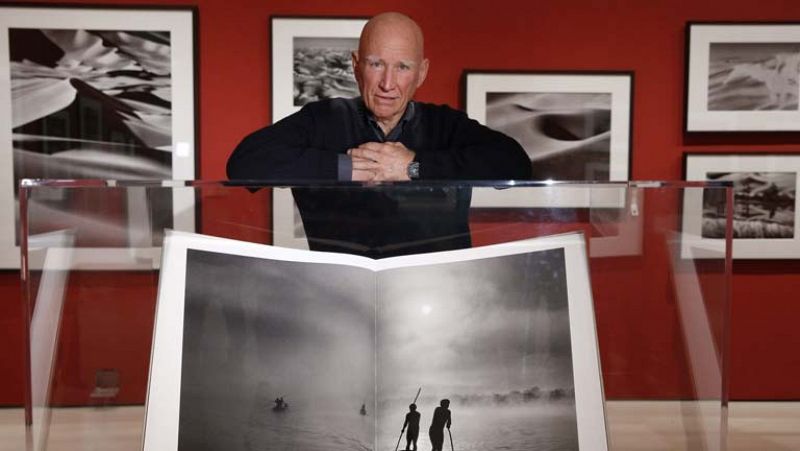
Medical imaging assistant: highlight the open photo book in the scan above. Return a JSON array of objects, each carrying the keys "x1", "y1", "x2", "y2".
[{"x1": 144, "y1": 230, "x2": 608, "y2": 451}]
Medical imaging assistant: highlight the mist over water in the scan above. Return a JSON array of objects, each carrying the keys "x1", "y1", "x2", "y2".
[{"x1": 186, "y1": 402, "x2": 578, "y2": 451}]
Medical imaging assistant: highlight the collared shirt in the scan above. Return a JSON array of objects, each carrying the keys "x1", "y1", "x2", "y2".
[
  {"x1": 338, "y1": 98, "x2": 417, "y2": 180},
  {"x1": 364, "y1": 99, "x2": 416, "y2": 142}
]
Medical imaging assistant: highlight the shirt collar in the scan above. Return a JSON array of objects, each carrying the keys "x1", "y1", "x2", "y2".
[{"x1": 359, "y1": 97, "x2": 416, "y2": 142}]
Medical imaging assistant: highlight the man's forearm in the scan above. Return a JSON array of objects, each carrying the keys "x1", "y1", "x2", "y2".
[
  {"x1": 414, "y1": 137, "x2": 531, "y2": 180},
  {"x1": 227, "y1": 139, "x2": 339, "y2": 180},
  {"x1": 415, "y1": 114, "x2": 531, "y2": 180},
  {"x1": 227, "y1": 119, "x2": 340, "y2": 180}
]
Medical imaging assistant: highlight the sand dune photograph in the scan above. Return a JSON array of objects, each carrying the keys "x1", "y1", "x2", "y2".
[{"x1": 487, "y1": 92, "x2": 612, "y2": 180}]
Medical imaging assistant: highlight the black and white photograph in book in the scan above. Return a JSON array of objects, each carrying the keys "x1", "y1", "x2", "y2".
[
  {"x1": 376, "y1": 249, "x2": 578, "y2": 451},
  {"x1": 702, "y1": 172, "x2": 795, "y2": 239},
  {"x1": 293, "y1": 37, "x2": 359, "y2": 106},
  {"x1": 682, "y1": 153, "x2": 800, "y2": 259},
  {"x1": 685, "y1": 22, "x2": 800, "y2": 131},
  {"x1": 143, "y1": 231, "x2": 607, "y2": 450},
  {"x1": 708, "y1": 43, "x2": 800, "y2": 111},
  {"x1": 0, "y1": 6, "x2": 197, "y2": 268},
  {"x1": 179, "y1": 249, "x2": 376, "y2": 451},
  {"x1": 486, "y1": 92, "x2": 612, "y2": 180}
]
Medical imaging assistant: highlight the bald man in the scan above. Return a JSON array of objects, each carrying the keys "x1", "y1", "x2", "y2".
[{"x1": 227, "y1": 13, "x2": 530, "y2": 257}]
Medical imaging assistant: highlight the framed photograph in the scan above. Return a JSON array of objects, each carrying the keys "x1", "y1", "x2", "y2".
[
  {"x1": 144, "y1": 230, "x2": 608, "y2": 450},
  {"x1": 464, "y1": 71, "x2": 633, "y2": 207},
  {"x1": 271, "y1": 16, "x2": 366, "y2": 123},
  {"x1": 682, "y1": 153, "x2": 800, "y2": 259},
  {"x1": 0, "y1": 5, "x2": 198, "y2": 269},
  {"x1": 685, "y1": 22, "x2": 800, "y2": 132}
]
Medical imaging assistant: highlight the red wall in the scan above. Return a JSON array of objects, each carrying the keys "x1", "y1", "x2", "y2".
[
  {"x1": 2, "y1": 0, "x2": 800, "y2": 405},
  {"x1": 0, "y1": 270, "x2": 24, "y2": 405}
]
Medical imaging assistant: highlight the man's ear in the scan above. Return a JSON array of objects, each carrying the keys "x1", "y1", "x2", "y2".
[
  {"x1": 417, "y1": 58, "x2": 430, "y2": 88},
  {"x1": 352, "y1": 51, "x2": 361, "y2": 83}
]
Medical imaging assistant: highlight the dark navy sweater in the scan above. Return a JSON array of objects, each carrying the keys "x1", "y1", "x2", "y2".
[
  {"x1": 227, "y1": 97, "x2": 531, "y2": 181},
  {"x1": 226, "y1": 98, "x2": 530, "y2": 258}
]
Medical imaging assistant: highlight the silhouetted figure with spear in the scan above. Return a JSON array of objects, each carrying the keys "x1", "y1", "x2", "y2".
[
  {"x1": 394, "y1": 388, "x2": 422, "y2": 451},
  {"x1": 401, "y1": 403, "x2": 421, "y2": 450},
  {"x1": 428, "y1": 399, "x2": 451, "y2": 451}
]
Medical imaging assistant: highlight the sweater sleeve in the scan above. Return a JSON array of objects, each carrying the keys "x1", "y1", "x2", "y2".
[
  {"x1": 413, "y1": 107, "x2": 532, "y2": 180},
  {"x1": 226, "y1": 105, "x2": 339, "y2": 180}
]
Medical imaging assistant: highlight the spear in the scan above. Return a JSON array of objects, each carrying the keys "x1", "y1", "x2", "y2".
[
  {"x1": 394, "y1": 387, "x2": 422, "y2": 451},
  {"x1": 448, "y1": 427, "x2": 454, "y2": 451}
]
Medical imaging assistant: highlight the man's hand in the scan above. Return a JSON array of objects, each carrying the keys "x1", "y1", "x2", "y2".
[{"x1": 349, "y1": 141, "x2": 416, "y2": 181}]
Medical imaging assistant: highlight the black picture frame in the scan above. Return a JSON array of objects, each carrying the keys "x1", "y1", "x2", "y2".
[
  {"x1": 0, "y1": 3, "x2": 199, "y2": 270},
  {"x1": 682, "y1": 152, "x2": 800, "y2": 259},
  {"x1": 462, "y1": 70, "x2": 634, "y2": 207}
]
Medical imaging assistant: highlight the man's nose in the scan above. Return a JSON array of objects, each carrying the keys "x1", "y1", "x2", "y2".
[{"x1": 379, "y1": 68, "x2": 395, "y2": 90}]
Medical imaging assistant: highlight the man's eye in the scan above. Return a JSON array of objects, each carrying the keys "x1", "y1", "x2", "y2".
[
  {"x1": 369, "y1": 61, "x2": 383, "y2": 68},
  {"x1": 398, "y1": 65, "x2": 410, "y2": 71}
]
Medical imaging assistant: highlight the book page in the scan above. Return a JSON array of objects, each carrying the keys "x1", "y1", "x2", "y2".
[
  {"x1": 374, "y1": 233, "x2": 607, "y2": 451},
  {"x1": 145, "y1": 231, "x2": 378, "y2": 451}
]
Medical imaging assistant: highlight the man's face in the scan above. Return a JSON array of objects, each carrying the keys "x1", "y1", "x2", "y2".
[{"x1": 353, "y1": 29, "x2": 428, "y2": 127}]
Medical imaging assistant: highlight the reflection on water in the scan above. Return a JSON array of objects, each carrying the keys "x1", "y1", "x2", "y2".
[
  {"x1": 179, "y1": 396, "x2": 373, "y2": 451},
  {"x1": 244, "y1": 404, "x2": 373, "y2": 451},
  {"x1": 378, "y1": 404, "x2": 578, "y2": 451}
]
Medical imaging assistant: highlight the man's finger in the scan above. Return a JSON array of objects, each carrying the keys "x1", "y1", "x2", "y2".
[
  {"x1": 350, "y1": 147, "x2": 383, "y2": 162},
  {"x1": 387, "y1": 141, "x2": 408, "y2": 149},
  {"x1": 351, "y1": 168, "x2": 376, "y2": 182},
  {"x1": 350, "y1": 156, "x2": 373, "y2": 162},
  {"x1": 348, "y1": 146, "x2": 380, "y2": 156},
  {"x1": 352, "y1": 159, "x2": 380, "y2": 170},
  {"x1": 357, "y1": 141, "x2": 388, "y2": 151}
]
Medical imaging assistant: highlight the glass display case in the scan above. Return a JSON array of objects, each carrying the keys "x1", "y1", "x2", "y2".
[{"x1": 17, "y1": 180, "x2": 732, "y2": 451}]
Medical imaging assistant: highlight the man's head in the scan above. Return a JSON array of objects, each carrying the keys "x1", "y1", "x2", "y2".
[
  {"x1": 409, "y1": 403, "x2": 417, "y2": 411},
  {"x1": 440, "y1": 399, "x2": 450, "y2": 408},
  {"x1": 352, "y1": 12, "x2": 429, "y2": 131}
]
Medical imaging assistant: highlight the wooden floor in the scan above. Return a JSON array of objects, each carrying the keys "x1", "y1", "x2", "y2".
[{"x1": 1, "y1": 401, "x2": 798, "y2": 450}]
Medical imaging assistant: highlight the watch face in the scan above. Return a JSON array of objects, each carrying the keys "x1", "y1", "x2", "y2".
[{"x1": 407, "y1": 162, "x2": 420, "y2": 179}]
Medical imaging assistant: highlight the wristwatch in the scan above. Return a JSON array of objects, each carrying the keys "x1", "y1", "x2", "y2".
[{"x1": 407, "y1": 161, "x2": 420, "y2": 180}]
